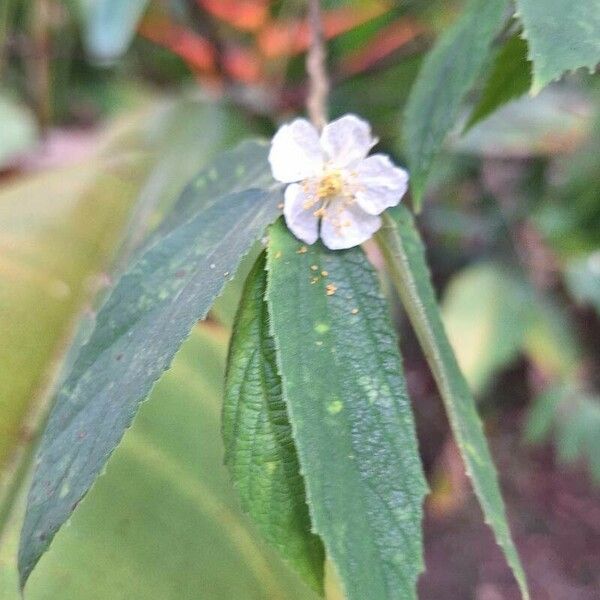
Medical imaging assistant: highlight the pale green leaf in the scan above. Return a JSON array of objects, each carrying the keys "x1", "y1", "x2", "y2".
[
  {"x1": 564, "y1": 252, "x2": 600, "y2": 314},
  {"x1": 267, "y1": 221, "x2": 427, "y2": 600},
  {"x1": 0, "y1": 92, "x2": 37, "y2": 168},
  {"x1": 19, "y1": 148, "x2": 283, "y2": 586},
  {"x1": 375, "y1": 207, "x2": 529, "y2": 600},
  {"x1": 0, "y1": 132, "x2": 150, "y2": 518},
  {"x1": 79, "y1": 0, "x2": 149, "y2": 62},
  {"x1": 223, "y1": 255, "x2": 325, "y2": 592},
  {"x1": 442, "y1": 263, "x2": 529, "y2": 394},
  {"x1": 1, "y1": 326, "x2": 319, "y2": 600},
  {"x1": 403, "y1": 0, "x2": 509, "y2": 208},
  {"x1": 516, "y1": 0, "x2": 600, "y2": 93},
  {"x1": 524, "y1": 386, "x2": 563, "y2": 444}
]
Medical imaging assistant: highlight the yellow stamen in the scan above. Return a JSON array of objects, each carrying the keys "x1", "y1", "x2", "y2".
[{"x1": 317, "y1": 171, "x2": 343, "y2": 199}]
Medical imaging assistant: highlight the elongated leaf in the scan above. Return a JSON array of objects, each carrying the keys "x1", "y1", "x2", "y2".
[
  {"x1": 516, "y1": 0, "x2": 600, "y2": 93},
  {"x1": 2, "y1": 326, "x2": 319, "y2": 600},
  {"x1": 375, "y1": 207, "x2": 529, "y2": 600},
  {"x1": 403, "y1": 0, "x2": 509, "y2": 208},
  {"x1": 80, "y1": 0, "x2": 149, "y2": 62},
  {"x1": 156, "y1": 140, "x2": 273, "y2": 240},
  {"x1": 223, "y1": 255, "x2": 325, "y2": 592},
  {"x1": 266, "y1": 222, "x2": 427, "y2": 600},
  {"x1": 19, "y1": 153, "x2": 283, "y2": 586},
  {"x1": 465, "y1": 35, "x2": 532, "y2": 131}
]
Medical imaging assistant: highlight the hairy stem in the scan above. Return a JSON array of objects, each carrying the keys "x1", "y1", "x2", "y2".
[{"x1": 306, "y1": 0, "x2": 329, "y2": 129}]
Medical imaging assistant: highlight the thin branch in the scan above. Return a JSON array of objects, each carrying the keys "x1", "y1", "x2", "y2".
[{"x1": 306, "y1": 0, "x2": 329, "y2": 129}]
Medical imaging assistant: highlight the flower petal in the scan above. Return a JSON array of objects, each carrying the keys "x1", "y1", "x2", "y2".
[
  {"x1": 320, "y1": 114, "x2": 377, "y2": 168},
  {"x1": 283, "y1": 183, "x2": 319, "y2": 244},
  {"x1": 320, "y1": 202, "x2": 381, "y2": 250},
  {"x1": 353, "y1": 154, "x2": 409, "y2": 215},
  {"x1": 269, "y1": 119, "x2": 323, "y2": 183}
]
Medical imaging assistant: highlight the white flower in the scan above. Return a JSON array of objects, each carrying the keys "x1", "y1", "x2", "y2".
[{"x1": 268, "y1": 114, "x2": 408, "y2": 250}]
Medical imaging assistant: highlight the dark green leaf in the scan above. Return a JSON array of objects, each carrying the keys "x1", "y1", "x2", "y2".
[
  {"x1": 266, "y1": 222, "x2": 427, "y2": 600},
  {"x1": 516, "y1": 0, "x2": 600, "y2": 93},
  {"x1": 155, "y1": 140, "x2": 273, "y2": 240},
  {"x1": 223, "y1": 255, "x2": 325, "y2": 593},
  {"x1": 19, "y1": 154, "x2": 283, "y2": 586},
  {"x1": 465, "y1": 35, "x2": 532, "y2": 131},
  {"x1": 375, "y1": 207, "x2": 529, "y2": 600},
  {"x1": 403, "y1": 0, "x2": 509, "y2": 208}
]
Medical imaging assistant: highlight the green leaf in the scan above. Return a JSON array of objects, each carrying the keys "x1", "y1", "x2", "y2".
[
  {"x1": 524, "y1": 386, "x2": 563, "y2": 444},
  {"x1": 564, "y1": 253, "x2": 600, "y2": 315},
  {"x1": 375, "y1": 207, "x2": 529, "y2": 600},
  {"x1": 19, "y1": 150, "x2": 283, "y2": 586},
  {"x1": 403, "y1": 0, "x2": 509, "y2": 208},
  {"x1": 465, "y1": 35, "x2": 532, "y2": 131},
  {"x1": 442, "y1": 263, "x2": 529, "y2": 394},
  {"x1": 156, "y1": 140, "x2": 274, "y2": 240},
  {"x1": 516, "y1": 0, "x2": 600, "y2": 93},
  {"x1": 522, "y1": 296, "x2": 580, "y2": 378},
  {"x1": 0, "y1": 120, "x2": 153, "y2": 528},
  {"x1": 2, "y1": 326, "x2": 319, "y2": 600},
  {"x1": 126, "y1": 100, "x2": 256, "y2": 250},
  {"x1": 266, "y1": 222, "x2": 427, "y2": 600},
  {"x1": 0, "y1": 91, "x2": 37, "y2": 168},
  {"x1": 223, "y1": 255, "x2": 325, "y2": 592},
  {"x1": 79, "y1": 0, "x2": 149, "y2": 62}
]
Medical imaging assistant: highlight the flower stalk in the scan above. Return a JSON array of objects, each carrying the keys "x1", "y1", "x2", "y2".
[{"x1": 306, "y1": 0, "x2": 329, "y2": 129}]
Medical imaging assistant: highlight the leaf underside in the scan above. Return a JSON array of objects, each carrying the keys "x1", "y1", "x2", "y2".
[
  {"x1": 223, "y1": 254, "x2": 325, "y2": 593},
  {"x1": 375, "y1": 207, "x2": 529, "y2": 600},
  {"x1": 18, "y1": 142, "x2": 283, "y2": 586},
  {"x1": 403, "y1": 0, "x2": 509, "y2": 208},
  {"x1": 516, "y1": 0, "x2": 600, "y2": 93},
  {"x1": 266, "y1": 221, "x2": 428, "y2": 600}
]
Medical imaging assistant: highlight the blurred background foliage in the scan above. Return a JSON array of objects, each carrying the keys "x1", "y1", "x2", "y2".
[{"x1": 0, "y1": 0, "x2": 598, "y2": 598}]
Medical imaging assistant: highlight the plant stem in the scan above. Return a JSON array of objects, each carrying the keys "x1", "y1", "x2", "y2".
[{"x1": 306, "y1": 0, "x2": 329, "y2": 129}]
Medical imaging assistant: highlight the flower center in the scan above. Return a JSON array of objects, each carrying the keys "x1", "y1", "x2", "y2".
[{"x1": 317, "y1": 171, "x2": 343, "y2": 199}]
